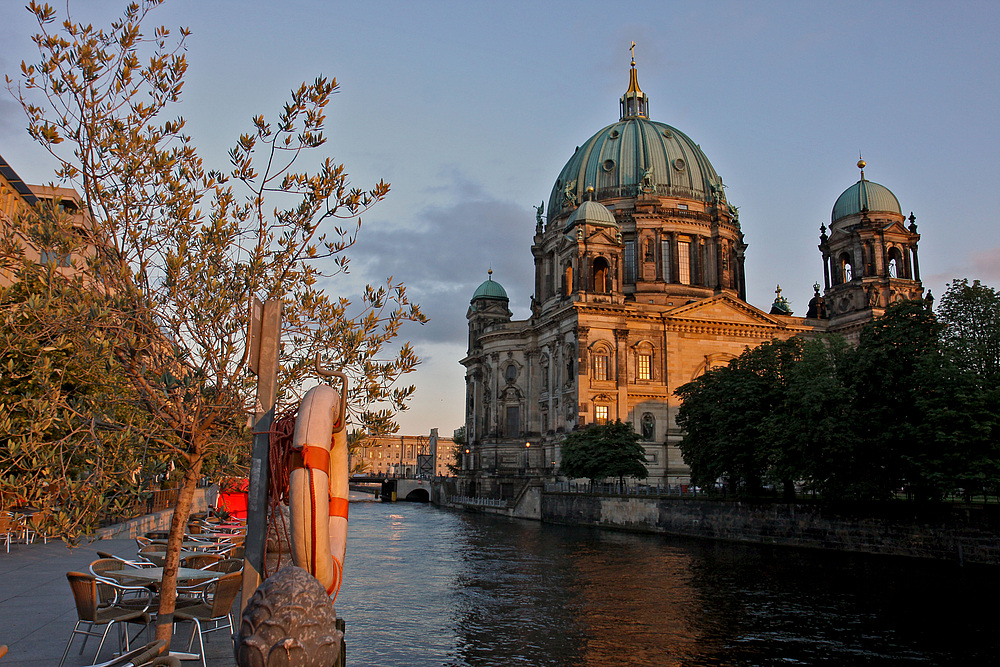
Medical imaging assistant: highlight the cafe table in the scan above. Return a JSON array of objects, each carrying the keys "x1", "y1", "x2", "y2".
[{"x1": 106, "y1": 566, "x2": 223, "y2": 585}]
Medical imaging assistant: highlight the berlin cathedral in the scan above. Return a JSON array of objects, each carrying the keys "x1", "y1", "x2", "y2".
[{"x1": 460, "y1": 56, "x2": 924, "y2": 492}]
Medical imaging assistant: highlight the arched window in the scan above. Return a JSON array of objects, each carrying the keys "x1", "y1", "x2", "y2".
[
  {"x1": 592, "y1": 345, "x2": 612, "y2": 381},
  {"x1": 839, "y1": 252, "x2": 853, "y2": 283},
  {"x1": 592, "y1": 257, "x2": 612, "y2": 293},
  {"x1": 635, "y1": 342, "x2": 654, "y2": 381},
  {"x1": 641, "y1": 413, "x2": 655, "y2": 441},
  {"x1": 887, "y1": 247, "x2": 904, "y2": 279}
]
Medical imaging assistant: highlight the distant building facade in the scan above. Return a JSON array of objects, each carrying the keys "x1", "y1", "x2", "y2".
[
  {"x1": 1, "y1": 153, "x2": 94, "y2": 287},
  {"x1": 460, "y1": 59, "x2": 924, "y2": 495},
  {"x1": 354, "y1": 430, "x2": 457, "y2": 478}
]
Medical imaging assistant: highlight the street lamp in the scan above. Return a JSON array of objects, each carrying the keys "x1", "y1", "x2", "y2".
[{"x1": 524, "y1": 442, "x2": 531, "y2": 470}]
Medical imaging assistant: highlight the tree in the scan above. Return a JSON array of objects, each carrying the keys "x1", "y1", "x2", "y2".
[
  {"x1": 0, "y1": 206, "x2": 167, "y2": 539},
  {"x1": 347, "y1": 430, "x2": 370, "y2": 474},
  {"x1": 768, "y1": 336, "x2": 857, "y2": 500},
  {"x1": 559, "y1": 420, "x2": 647, "y2": 486},
  {"x1": 447, "y1": 426, "x2": 465, "y2": 475},
  {"x1": 937, "y1": 278, "x2": 1000, "y2": 383},
  {"x1": 676, "y1": 338, "x2": 803, "y2": 495},
  {"x1": 8, "y1": 0, "x2": 424, "y2": 646}
]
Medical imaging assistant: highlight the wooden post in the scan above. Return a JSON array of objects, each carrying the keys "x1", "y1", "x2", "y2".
[{"x1": 242, "y1": 298, "x2": 282, "y2": 611}]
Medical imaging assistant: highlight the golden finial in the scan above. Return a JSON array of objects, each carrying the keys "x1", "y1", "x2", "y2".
[
  {"x1": 857, "y1": 153, "x2": 866, "y2": 180},
  {"x1": 488, "y1": 268, "x2": 493, "y2": 279},
  {"x1": 630, "y1": 41, "x2": 636, "y2": 66}
]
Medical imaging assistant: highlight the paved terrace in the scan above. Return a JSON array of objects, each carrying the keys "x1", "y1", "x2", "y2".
[{"x1": 0, "y1": 536, "x2": 238, "y2": 666}]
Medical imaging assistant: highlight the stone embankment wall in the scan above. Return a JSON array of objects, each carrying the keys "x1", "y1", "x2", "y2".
[
  {"x1": 95, "y1": 485, "x2": 218, "y2": 539},
  {"x1": 541, "y1": 493, "x2": 1000, "y2": 565}
]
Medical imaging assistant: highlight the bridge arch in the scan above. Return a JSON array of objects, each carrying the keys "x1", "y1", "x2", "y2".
[{"x1": 404, "y1": 488, "x2": 430, "y2": 503}]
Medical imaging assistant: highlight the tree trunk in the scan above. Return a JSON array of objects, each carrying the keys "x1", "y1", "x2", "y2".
[{"x1": 154, "y1": 450, "x2": 205, "y2": 647}]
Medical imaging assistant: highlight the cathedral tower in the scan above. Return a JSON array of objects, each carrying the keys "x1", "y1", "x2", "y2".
[{"x1": 819, "y1": 159, "x2": 923, "y2": 338}]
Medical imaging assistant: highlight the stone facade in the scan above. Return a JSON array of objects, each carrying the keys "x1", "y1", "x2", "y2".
[
  {"x1": 460, "y1": 63, "x2": 924, "y2": 495},
  {"x1": 540, "y1": 493, "x2": 1000, "y2": 566},
  {"x1": 353, "y1": 430, "x2": 456, "y2": 478}
]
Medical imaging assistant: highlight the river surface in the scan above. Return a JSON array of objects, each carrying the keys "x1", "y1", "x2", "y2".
[{"x1": 334, "y1": 494, "x2": 997, "y2": 666}]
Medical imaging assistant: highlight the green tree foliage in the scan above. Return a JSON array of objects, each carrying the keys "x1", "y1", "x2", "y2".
[
  {"x1": 676, "y1": 338, "x2": 803, "y2": 495},
  {"x1": 0, "y1": 206, "x2": 167, "y2": 540},
  {"x1": 937, "y1": 278, "x2": 1000, "y2": 383},
  {"x1": 675, "y1": 298, "x2": 1000, "y2": 502},
  {"x1": 560, "y1": 420, "x2": 647, "y2": 486},
  {"x1": 6, "y1": 0, "x2": 425, "y2": 646},
  {"x1": 447, "y1": 426, "x2": 465, "y2": 475}
]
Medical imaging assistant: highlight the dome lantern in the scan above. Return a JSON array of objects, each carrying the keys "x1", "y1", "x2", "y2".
[{"x1": 620, "y1": 43, "x2": 649, "y2": 120}]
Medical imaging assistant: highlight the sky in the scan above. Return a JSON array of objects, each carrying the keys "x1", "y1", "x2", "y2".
[{"x1": 2, "y1": 1, "x2": 999, "y2": 438}]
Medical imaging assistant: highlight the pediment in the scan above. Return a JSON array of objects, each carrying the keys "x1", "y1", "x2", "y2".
[
  {"x1": 880, "y1": 220, "x2": 913, "y2": 236},
  {"x1": 666, "y1": 294, "x2": 783, "y2": 326}
]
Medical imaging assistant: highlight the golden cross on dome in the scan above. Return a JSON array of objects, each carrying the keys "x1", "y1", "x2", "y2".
[{"x1": 630, "y1": 41, "x2": 636, "y2": 64}]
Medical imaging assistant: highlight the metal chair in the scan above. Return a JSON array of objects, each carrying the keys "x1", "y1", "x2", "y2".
[
  {"x1": 173, "y1": 571, "x2": 242, "y2": 667},
  {"x1": 209, "y1": 558, "x2": 244, "y2": 573},
  {"x1": 59, "y1": 572, "x2": 151, "y2": 667},
  {"x1": 89, "y1": 558, "x2": 158, "y2": 613},
  {"x1": 180, "y1": 553, "x2": 222, "y2": 570},
  {"x1": 0, "y1": 513, "x2": 14, "y2": 552},
  {"x1": 137, "y1": 545, "x2": 166, "y2": 567},
  {"x1": 97, "y1": 551, "x2": 155, "y2": 569}
]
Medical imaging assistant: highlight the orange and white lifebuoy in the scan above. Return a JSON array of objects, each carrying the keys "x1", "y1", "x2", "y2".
[{"x1": 288, "y1": 378, "x2": 349, "y2": 600}]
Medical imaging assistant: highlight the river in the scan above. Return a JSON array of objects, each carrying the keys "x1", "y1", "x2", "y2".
[{"x1": 334, "y1": 494, "x2": 997, "y2": 666}]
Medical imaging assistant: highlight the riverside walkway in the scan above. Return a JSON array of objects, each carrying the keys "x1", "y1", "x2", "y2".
[{"x1": 0, "y1": 536, "x2": 237, "y2": 666}]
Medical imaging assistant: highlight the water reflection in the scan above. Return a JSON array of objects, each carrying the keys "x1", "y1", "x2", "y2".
[{"x1": 337, "y1": 497, "x2": 998, "y2": 667}]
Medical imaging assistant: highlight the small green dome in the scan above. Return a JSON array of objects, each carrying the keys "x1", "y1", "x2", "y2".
[
  {"x1": 832, "y1": 179, "x2": 901, "y2": 223},
  {"x1": 472, "y1": 274, "x2": 508, "y2": 301},
  {"x1": 565, "y1": 200, "x2": 618, "y2": 232}
]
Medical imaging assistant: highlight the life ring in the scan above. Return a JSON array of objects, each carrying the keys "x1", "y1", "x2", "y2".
[{"x1": 288, "y1": 380, "x2": 349, "y2": 600}]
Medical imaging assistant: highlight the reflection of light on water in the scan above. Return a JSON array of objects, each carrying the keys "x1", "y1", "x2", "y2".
[{"x1": 340, "y1": 502, "x2": 999, "y2": 667}]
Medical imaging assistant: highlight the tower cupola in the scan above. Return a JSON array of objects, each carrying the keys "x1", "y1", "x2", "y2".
[{"x1": 620, "y1": 42, "x2": 649, "y2": 120}]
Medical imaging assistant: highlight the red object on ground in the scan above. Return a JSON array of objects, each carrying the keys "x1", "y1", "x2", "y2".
[{"x1": 217, "y1": 478, "x2": 249, "y2": 519}]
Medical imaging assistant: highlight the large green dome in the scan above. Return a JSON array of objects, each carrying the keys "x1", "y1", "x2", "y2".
[
  {"x1": 832, "y1": 178, "x2": 901, "y2": 223},
  {"x1": 547, "y1": 116, "x2": 725, "y2": 221}
]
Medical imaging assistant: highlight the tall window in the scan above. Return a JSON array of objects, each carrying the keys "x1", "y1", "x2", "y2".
[
  {"x1": 661, "y1": 239, "x2": 671, "y2": 281},
  {"x1": 594, "y1": 405, "x2": 609, "y2": 425},
  {"x1": 505, "y1": 406, "x2": 520, "y2": 437},
  {"x1": 623, "y1": 241, "x2": 636, "y2": 284},
  {"x1": 839, "y1": 253, "x2": 853, "y2": 283},
  {"x1": 637, "y1": 354, "x2": 651, "y2": 380},
  {"x1": 678, "y1": 240, "x2": 691, "y2": 284},
  {"x1": 888, "y1": 247, "x2": 904, "y2": 278},
  {"x1": 593, "y1": 257, "x2": 611, "y2": 293},
  {"x1": 593, "y1": 352, "x2": 610, "y2": 381}
]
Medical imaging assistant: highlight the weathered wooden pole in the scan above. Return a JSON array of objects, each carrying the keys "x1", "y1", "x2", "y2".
[{"x1": 242, "y1": 297, "x2": 282, "y2": 611}]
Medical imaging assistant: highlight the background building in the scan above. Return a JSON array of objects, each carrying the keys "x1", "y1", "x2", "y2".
[
  {"x1": 1, "y1": 153, "x2": 94, "y2": 287},
  {"x1": 461, "y1": 60, "x2": 923, "y2": 496},
  {"x1": 353, "y1": 430, "x2": 457, "y2": 478}
]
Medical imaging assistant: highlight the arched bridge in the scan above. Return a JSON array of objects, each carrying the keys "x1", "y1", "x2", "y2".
[{"x1": 349, "y1": 477, "x2": 431, "y2": 503}]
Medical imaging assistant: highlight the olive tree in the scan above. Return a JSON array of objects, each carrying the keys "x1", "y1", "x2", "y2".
[{"x1": 7, "y1": 0, "x2": 425, "y2": 645}]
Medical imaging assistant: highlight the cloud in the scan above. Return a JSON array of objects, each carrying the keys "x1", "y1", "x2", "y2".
[
  {"x1": 348, "y1": 175, "x2": 535, "y2": 347},
  {"x1": 969, "y1": 247, "x2": 1000, "y2": 284}
]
